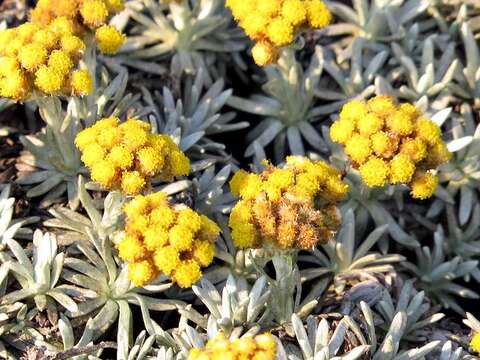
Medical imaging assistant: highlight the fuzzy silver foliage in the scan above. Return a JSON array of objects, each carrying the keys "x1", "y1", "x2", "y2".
[
  {"x1": 143, "y1": 70, "x2": 248, "y2": 161},
  {"x1": 119, "y1": 0, "x2": 247, "y2": 83},
  {"x1": 228, "y1": 48, "x2": 327, "y2": 163}
]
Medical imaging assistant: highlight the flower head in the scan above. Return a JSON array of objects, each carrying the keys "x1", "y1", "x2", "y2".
[
  {"x1": 189, "y1": 333, "x2": 276, "y2": 360},
  {"x1": 0, "y1": 20, "x2": 92, "y2": 101},
  {"x1": 119, "y1": 192, "x2": 220, "y2": 288},
  {"x1": 330, "y1": 96, "x2": 451, "y2": 199},
  {"x1": 226, "y1": 0, "x2": 331, "y2": 66},
  {"x1": 229, "y1": 156, "x2": 347, "y2": 250},
  {"x1": 75, "y1": 118, "x2": 190, "y2": 195},
  {"x1": 29, "y1": 0, "x2": 126, "y2": 56}
]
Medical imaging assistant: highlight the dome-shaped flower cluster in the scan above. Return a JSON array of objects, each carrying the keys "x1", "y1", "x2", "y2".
[
  {"x1": 0, "y1": 20, "x2": 92, "y2": 101},
  {"x1": 188, "y1": 333, "x2": 277, "y2": 360},
  {"x1": 229, "y1": 156, "x2": 348, "y2": 250},
  {"x1": 225, "y1": 0, "x2": 332, "y2": 66},
  {"x1": 30, "y1": 0, "x2": 125, "y2": 55},
  {"x1": 330, "y1": 96, "x2": 452, "y2": 200},
  {"x1": 118, "y1": 192, "x2": 221, "y2": 287},
  {"x1": 75, "y1": 117, "x2": 190, "y2": 195}
]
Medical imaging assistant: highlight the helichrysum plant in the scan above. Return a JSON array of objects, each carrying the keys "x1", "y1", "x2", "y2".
[
  {"x1": 118, "y1": 191, "x2": 221, "y2": 287},
  {"x1": 330, "y1": 95, "x2": 452, "y2": 199},
  {"x1": 228, "y1": 156, "x2": 348, "y2": 249},
  {"x1": 75, "y1": 117, "x2": 190, "y2": 195},
  {"x1": 188, "y1": 333, "x2": 276, "y2": 360},
  {"x1": 225, "y1": 0, "x2": 332, "y2": 65},
  {"x1": 2, "y1": 0, "x2": 480, "y2": 358},
  {"x1": 0, "y1": 20, "x2": 92, "y2": 100}
]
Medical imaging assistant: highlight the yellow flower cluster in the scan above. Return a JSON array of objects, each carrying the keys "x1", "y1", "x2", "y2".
[
  {"x1": 75, "y1": 117, "x2": 190, "y2": 195},
  {"x1": 118, "y1": 192, "x2": 221, "y2": 287},
  {"x1": 0, "y1": 20, "x2": 92, "y2": 101},
  {"x1": 30, "y1": 0, "x2": 126, "y2": 55},
  {"x1": 472, "y1": 333, "x2": 480, "y2": 354},
  {"x1": 225, "y1": 0, "x2": 332, "y2": 66},
  {"x1": 229, "y1": 156, "x2": 348, "y2": 250},
  {"x1": 330, "y1": 96, "x2": 452, "y2": 200},
  {"x1": 188, "y1": 333, "x2": 276, "y2": 360}
]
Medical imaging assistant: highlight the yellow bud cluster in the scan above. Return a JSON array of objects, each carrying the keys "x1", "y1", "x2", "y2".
[
  {"x1": 229, "y1": 156, "x2": 348, "y2": 250},
  {"x1": 0, "y1": 21, "x2": 92, "y2": 101},
  {"x1": 471, "y1": 333, "x2": 480, "y2": 354},
  {"x1": 119, "y1": 192, "x2": 221, "y2": 287},
  {"x1": 330, "y1": 96, "x2": 452, "y2": 200},
  {"x1": 30, "y1": 0, "x2": 125, "y2": 55},
  {"x1": 75, "y1": 117, "x2": 190, "y2": 195},
  {"x1": 225, "y1": 0, "x2": 332, "y2": 66},
  {"x1": 188, "y1": 333, "x2": 277, "y2": 360}
]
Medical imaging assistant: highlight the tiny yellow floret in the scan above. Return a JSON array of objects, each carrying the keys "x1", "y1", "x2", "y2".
[
  {"x1": 390, "y1": 154, "x2": 415, "y2": 184},
  {"x1": 251, "y1": 41, "x2": 278, "y2": 66},
  {"x1": 357, "y1": 113, "x2": 383, "y2": 137},
  {"x1": 91, "y1": 160, "x2": 117, "y2": 187},
  {"x1": 267, "y1": 17, "x2": 294, "y2": 46},
  {"x1": 330, "y1": 119, "x2": 355, "y2": 144},
  {"x1": 70, "y1": 69, "x2": 93, "y2": 96},
  {"x1": 48, "y1": 49, "x2": 74, "y2": 74},
  {"x1": 118, "y1": 234, "x2": 147, "y2": 263},
  {"x1": 306, "y1": 0, "x2": 332, "y2": 28},
  {"x1": 107, "y1": 145, "x2": 134, "y2": 169},
  {"x1": 415, "y1": 118, "x2": 441, "y2": 145},
  {"x1": 282, "y1": 0, "x2": 307, "y2": 26},
  {"x1": 0, "y1": 71, "x2": 29, "y2": 101},
  {"x1": 95, "y1": 25, "x2": 125, "y2": 54},
  {"x1": 35, "y1": 65, "x2": 65, "y2": 94},
  {"x1": 359, "y1": 157, "x2": 389, "y2": 187},
  {"x1": 128, "y1": 260, "x2": 158, "y2": 287},
  {"x1": 18, "y1": 43, "x2": 48, "y2": 71},
  {"x1": 80, "y1": 0, "x2": 109, "y2": 28},
  {"x1": 172, "y1": 259, "x2": 202, "y2": 288},
  {"x1": 368, "y1": 95, "x2": 396, "y2": 117},
  {"x1": 61, "y1": 35, "x2": 86, "y2": 55},
  {"x1": 410, "y1": 171, "x2": 438, "y2": 200},
  {"x1": 345, "y1": 134, "x2": 372, "y2": 164},
  {"x1": 121, "y1": 171, "x2": 146, "y2": 195},
  {"x1": 371, "y1": 131, "x2": 398, "y2": 158}
]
